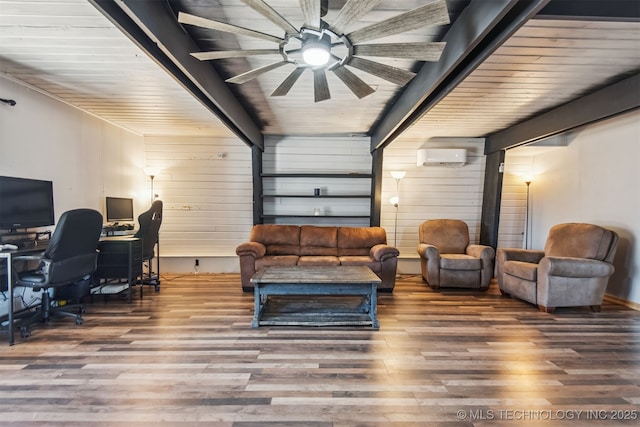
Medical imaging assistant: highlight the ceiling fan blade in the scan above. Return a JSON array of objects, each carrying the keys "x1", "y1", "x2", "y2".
[
  {"x1": 330, "y1": 0, "x2": 382, "y2": 35},
  {"x1": 347, "y1": 57, "x2": 415, "y2": 86},
  {"x1": 313, "y1": 68, "x2": 331, "y2": 102},
  {"x1": 346, "y1": 0, "x2": 450, "y2": 45},
  {"x1": 300, "y1": 0, "x2": 321, "y2": 30},
  {"x1": 353, "y1": 42, "x2": 446, "y2": 61},
  {"x1": 226, "y1": 61, "x2": 289, "y2": 84},
  {"x1": 241, "y1": 0, "x2": 299, "y2": 35},
  {"x1": 178, "y1": 11, "x2": 283, "y2": 44},
  {"x1": 332, "y1": 65, "x2": 375, "y2": 99},
  {"x1": 271, "y1": 67, "x2": 306, "y2": 96},
  {"x1": 191, "y1": 49, "x2": 281, "y2": 61}
]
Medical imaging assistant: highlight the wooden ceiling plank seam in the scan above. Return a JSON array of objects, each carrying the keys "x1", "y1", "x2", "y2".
[
  {"x1": 90, "y1": 0, "x2": 263, "y2": 149},
  {"x1": 485, "y1": 72, "x2": 640, "y2": 152},
  {"x1": 370, "y1": 0, "x2": 552, "y2": 152}
]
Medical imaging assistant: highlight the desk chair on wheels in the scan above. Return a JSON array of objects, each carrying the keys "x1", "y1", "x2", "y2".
[
  {"x1": 134, "y1": 200, "x2": 162, "y2": 296},
  {"x1": 13, "y1": 208, "x2": 103, "y2": 338}
]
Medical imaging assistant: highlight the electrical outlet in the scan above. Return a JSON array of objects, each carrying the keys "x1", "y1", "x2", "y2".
[{"x1": 195, "y1": 259, "x2": 199, "y2": 267}]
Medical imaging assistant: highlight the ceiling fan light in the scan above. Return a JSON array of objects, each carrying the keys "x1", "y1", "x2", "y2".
[{"x1": 302, "y1": 40, "x2": 330, "y2": 66}]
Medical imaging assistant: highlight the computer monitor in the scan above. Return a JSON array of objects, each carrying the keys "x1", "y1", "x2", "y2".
[
  {"x1": 0, "y1": 175, "x2": 55, "y2": 231},
  {"x1": 105, "y1": 197, "x2": 134, "y2": 223}
]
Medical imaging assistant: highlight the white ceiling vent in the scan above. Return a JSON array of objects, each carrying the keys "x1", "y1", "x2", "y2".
[{"x1": 417, "y1": 148, "x2": 466, "y2": 167}]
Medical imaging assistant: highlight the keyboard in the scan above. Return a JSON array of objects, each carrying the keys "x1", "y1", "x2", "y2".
[{"x1": 103, "y1": 223, "x2": 135, "y2": 232}]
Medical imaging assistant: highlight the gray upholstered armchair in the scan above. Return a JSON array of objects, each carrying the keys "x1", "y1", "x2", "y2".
[
  {"x1": 416, "y1": 219, "x2": 495, "y2": 290},
  {"x1": 497, "y1": 223, "x2": 618, "y2": 313}
]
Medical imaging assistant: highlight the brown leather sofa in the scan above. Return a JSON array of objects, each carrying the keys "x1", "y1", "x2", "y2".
[
  {"x1": 236, "y1": 225, "x2": 399, "y2": 292},
  {"x1": 497, "y1": 223, "x2": 618, "y2": 312}
]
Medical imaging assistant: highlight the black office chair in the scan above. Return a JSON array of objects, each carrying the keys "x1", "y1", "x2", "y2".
[
  {"x1": 13, "y1": 208, "x2": 103, "y2": 338},
  {"x1": 134, "y1": 199, "x2": 162, "y2": 295}
]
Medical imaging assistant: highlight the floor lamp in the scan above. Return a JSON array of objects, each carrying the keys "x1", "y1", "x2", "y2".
[
  {"x1": 144, "y1": 167, "x2": 161, "y2": 204},
  {"x1": 389, "y1": 196, "x2": 399, "y2": 247},
  {"x1": 524, "y1": 179, "x2": 532, "y2": 249},
  {"x1": 389, "y1": 171, "x2": 406, "y2": 247}
]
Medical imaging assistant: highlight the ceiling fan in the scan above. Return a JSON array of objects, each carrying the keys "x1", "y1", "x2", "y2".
[{"x1": 178, "y1": 0, "x2": 450, "y2": 102}]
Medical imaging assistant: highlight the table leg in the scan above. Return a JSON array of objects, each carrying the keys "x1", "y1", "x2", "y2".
[
  {"x1": 252, "y1": 286, "x2": 262, "y2": 328},
  {"x1": 6, "y1": 255, "x2": 14, "y2": 345},
  {"x1": 370, "y1": 284, "x2": 379, "y2": 330}
]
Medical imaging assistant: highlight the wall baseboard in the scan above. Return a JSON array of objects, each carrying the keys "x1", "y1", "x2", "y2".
[{"x1": 604, "y1": 293, "x2": 640, "y2": 312}]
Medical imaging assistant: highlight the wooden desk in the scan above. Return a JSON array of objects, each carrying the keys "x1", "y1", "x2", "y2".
[
  {"x1": 93, "y1": 237, "x2": 142, "y2": 303},
  {"x1": 1, "y1": 242, "x2": 48, "y2": 346},
  {"x1": 250, "y1": 266, "x2": 381, "y2": 329}
]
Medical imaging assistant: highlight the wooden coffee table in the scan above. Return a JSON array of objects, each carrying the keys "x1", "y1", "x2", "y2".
[{"x1": 250, "y1": 265, "x2": 381, "y2": 329}]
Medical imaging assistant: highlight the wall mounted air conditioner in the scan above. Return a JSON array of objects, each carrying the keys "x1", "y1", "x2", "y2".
[{"x1": 417, "y1": 148, "x2": 467, "y2": 167}]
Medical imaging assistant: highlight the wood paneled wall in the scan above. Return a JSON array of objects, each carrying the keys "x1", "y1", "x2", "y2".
[
  {"x1": 381, "y1": 138, "x2": 487, "y2": 262},
  {"x1": 148, "y1": 134, "x2": 490, "y2": 275},
  {"x1": 143, "y1": 135, "x2": 254, "y2": 257}
]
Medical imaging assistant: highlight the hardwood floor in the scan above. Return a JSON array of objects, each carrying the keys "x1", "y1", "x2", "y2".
[{"x1": 1, "y1": 273, "x2": 640, "y2": 426}]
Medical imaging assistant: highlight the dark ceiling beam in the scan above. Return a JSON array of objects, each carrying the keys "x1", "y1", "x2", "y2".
[
  {"x1": 536, "y1": 0, "x2": 640, "y2": 22},
  {"x1": 89, "y1": 0, "x2": 263, "y2": 150},
  {"x1": 370, "y1": 0, "x2": 551, "y2": 152},
  {"x1": 485, "y1": 72, "x2": 640, "y2": 153}
]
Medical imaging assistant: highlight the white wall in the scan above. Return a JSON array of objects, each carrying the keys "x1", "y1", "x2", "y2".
[
  {"x1": 502, "y1": 110, "x2": 640, "y2": 306},
  {"x1": 143, "y1": 135, "x2": 253, "y2": 273},
  {"x1": 0, "y1": 76, "x2": 147, "y2": 216},
  {"x1": 0, "y1": 75, "x2": 146, "y2": 316}
]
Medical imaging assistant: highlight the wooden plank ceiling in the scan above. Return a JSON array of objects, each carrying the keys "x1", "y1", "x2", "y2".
[{"x1": 0, "y1": 0, "x2": 638, "y2": 146}]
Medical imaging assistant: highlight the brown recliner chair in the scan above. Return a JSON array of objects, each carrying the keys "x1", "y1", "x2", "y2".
[
  {"x1": 416, "y1": 219, "x2": 495, "y2": 290},
  {"x1": 497, "y1": 223, "x2": 618, "y2": 313}
]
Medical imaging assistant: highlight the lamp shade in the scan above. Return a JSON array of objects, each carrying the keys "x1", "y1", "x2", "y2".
[
  {"x1": 144, "y1": 167, "x2": 161, "y2": 178},
  {"x1": 390, "y1": 171, "x2": 406, "y2": 180}
]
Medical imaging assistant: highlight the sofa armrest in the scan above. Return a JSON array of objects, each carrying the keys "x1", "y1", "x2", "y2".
[
  {"x1": 236, "y1": 241, "x2": 266, "y2": 259},
  {"x1": 497, "y1": 248, "x2": 545, "y2": 264},
  {"x1": 467, "y1": 244, "x2": 496, "y2": 289},
  {"x1": 496, "y1": 248, "x2": 544, "y2": 288},
  {"x1": 416, "y1": 243, "x2": 439, "y2": 260},
  {"x1": 539, "y1": 256, "x2": 615, "y2": 278},
  {"x1": 370, "y1": 244, "x2": 399, "y2": 262},
  {"x1": 466, "y1": 244, "x2": 494, "y2": 260}
]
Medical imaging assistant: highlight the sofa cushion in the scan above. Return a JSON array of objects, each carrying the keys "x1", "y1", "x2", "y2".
[
  {"x1": 337, "y1": 227, "x2": 387, "y2": 256},
  {"x1": 440, "y1": 254, "x2": 481, "y2": 271},
  {"x1": 300, "y1": 226, "x2": 338, "y2": 256},
  {"x1": 251, "y1": 224, "x2": 300, "y2": 255},
  {"x1": 338, "y1": 256, "x2": 381, "y2": 274},
  {"x1": 503, "y1": 260, "x2": 538, "y2": 282},
  {"x1": 419, "y1": 219, "x2": 469, "y2": 254},
  {"x1": 255, "y1": 255, "x2": 299, "y2": 271},
  {"x1": 544, "y1": 223, "x2": 614, "y2": 261},
  {"x1": 297, "y1": 255, "x2": 340, "y2": 266}
]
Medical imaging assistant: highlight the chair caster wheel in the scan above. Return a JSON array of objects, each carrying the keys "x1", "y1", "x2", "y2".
[
  {"x1": 20, "y1": 328, "x2": 31, "y2": 338},
  {"x1": 154, "y1": 285, "x2": 160, "y2": 292},
  {"x1": 75, "y1": 318, "x2": 83, "y2": 325}
]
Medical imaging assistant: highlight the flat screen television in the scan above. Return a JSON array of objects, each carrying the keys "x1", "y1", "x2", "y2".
[
  {"x1": 0, "y1": 175, "x2": 55, "y2": 230},
  {"x1": 105, "y1": 197, "x2": 134, "y2": 222}
]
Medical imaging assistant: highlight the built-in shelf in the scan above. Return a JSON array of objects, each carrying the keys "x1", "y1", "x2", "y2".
[{"x1": 259, "y1": 172, "x2": 373, "y2": 225}]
